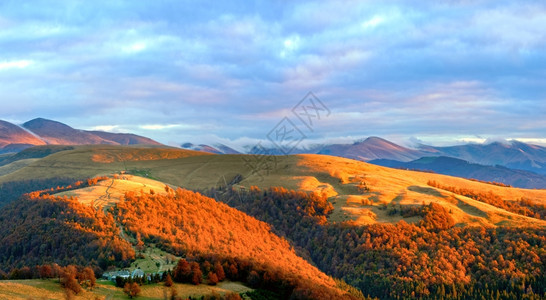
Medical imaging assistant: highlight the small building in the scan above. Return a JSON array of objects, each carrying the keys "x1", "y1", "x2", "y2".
[
  {"x1": 131, "y1": 269, "x2": 145, "y2": 278},
  {"x1": 102, "y1": 270, "x2": 130, "y2": 282}
]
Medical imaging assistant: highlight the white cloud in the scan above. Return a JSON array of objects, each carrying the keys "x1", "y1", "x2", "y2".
[
  {"x1": 512, "y1": 138, "x2": 546, "y2": 146},
  {"x1": 0, "y1": 1, "x2": 544, "y2": 146},
  {"x1": 87, "y1": 125, "x2": 120, "y2": 132},
  {"x1": 139, "y1": 124, "x2": 198, "y2": 131},
  {"x1": 123, "y1": 41, "x2": 147, "y2": 53},
  {"x1": 280, "y1": 35, "x2": 301, "y2": 58},
  {"x1": 0, "y1": 60, "x2": 33, "y2": 70},
  {"x1": 362, "y1": 15, "x2": 385, "y2": 29},
  {"x1": 140, "y1": 124, "x2": 181, "y2": 130}
]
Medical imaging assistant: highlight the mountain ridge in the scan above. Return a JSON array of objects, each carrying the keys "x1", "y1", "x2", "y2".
[
  {"x1": 0, "y1": 118, "x2": 161, "y2": 153},
  {"x1": 370, "y1": 156, "x2": 546, "y2": 189}
]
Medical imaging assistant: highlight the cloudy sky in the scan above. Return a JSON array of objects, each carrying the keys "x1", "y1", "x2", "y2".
[{"x1": 1, "y1": 0, "x2": 545, "y2": 148}]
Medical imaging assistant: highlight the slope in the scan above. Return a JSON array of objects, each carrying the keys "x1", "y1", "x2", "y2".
[
  {"x1": 0, "y1": 174, "x2": 353, "y2": 298},
  {"x1": 0, "y1": 120, "x2": 45, "y2": 153},
  {"x1": 0, "y1": 118, "x2": 161, "y2": 152},
  {"x1": 88, "y1": 130, "x2": 161, "y2": 146},
  {"x1": 2, "y1": 145, "x2": 545, "y2": 228},
  {"x1": 23, "y1": 118, "x2": 117, "y2": 145},
  {"x1": 0, "y1": 192, "x2": 135, "y2": 271},
  {"x1": 56, "y1": 175, "x2": 335, "y2": 287}
]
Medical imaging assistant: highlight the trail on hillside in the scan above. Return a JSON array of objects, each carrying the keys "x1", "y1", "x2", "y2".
[
  {"x1": 93, "y1": 178, "x2": 115, "y2": 210},
  {"x1": 92, "y1": 176, "x2": 173, "y2": 274}
]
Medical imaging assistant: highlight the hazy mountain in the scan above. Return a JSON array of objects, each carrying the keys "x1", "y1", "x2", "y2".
[
  {"x1": 317, "y1": 136, "x2": 423, "y2": 162},
  {"x1": 370, "y1": 156, "x2": 546, "y2": 189},
  {"x1": 420, "y1": 141, "x2": 546, "y2": 175},
  {"x1": 214, "y1": 143, "x2": 241, "y2": 154},
  {"x1": 88, "y1": 130, "x2": 160, "y2": 146},
  {"x1": 181, "y1": 142, "x2": 241, "y2": 154},
  {"x1": 241, "y1": 137, "x2": 421, "y2": 160},
  {"x1": 0, "y1": 118, "x2": 161, "y2": 153}
]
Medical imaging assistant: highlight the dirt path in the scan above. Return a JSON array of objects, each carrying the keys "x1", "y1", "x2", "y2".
[
  {"x1": 93, "y1": 178, "x2": 115, "y2": 210},
  {"x1": 92, "y1": 176, "x2": 172, "y2": 274}
]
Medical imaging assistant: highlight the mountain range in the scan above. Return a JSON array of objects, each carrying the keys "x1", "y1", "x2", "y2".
[
  {"x1": 0, "y1": 118, "x2": 160, "y2": 153},
  {"x1": 370, "y1": 156, "x2": 546, "y2": 189},
  {"x1": 418, "y1": 141, "x2": 546, "y2": 175},
  {"x1": 2, "y1": 118, "x2": 545, "y2": 188}
]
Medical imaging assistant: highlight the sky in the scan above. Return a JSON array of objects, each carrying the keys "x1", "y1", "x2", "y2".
[{"x1": 0, "y1": 0, "x2": 545, "y2": 149}]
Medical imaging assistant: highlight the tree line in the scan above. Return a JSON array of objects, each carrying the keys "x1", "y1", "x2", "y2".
[
  {"x1": 428, "y1": 180, "x2": 546, "y2": 220},
  {"x1": 207, "y1": 185, "x2": 546, "y2": 299}
]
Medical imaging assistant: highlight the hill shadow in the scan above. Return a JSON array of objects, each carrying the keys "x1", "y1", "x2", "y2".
[{"x1": 407, "y1": 186, "x2": 446, "y2": 198}]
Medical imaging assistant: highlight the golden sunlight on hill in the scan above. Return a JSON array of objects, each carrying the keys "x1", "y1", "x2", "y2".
[
  {"x1": 55, "y1": 175, "x2": 171, "y2": 209},
  {"x1": 296, "y1": 154, "x2": 546, "y2": 227},
  {"x1": 2, "y1": 145, "x2": 545, "y2": 228}
]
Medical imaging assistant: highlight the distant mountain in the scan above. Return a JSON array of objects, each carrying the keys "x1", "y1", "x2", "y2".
[
  {"x1": 0, "y1": 120, "x2": 46, "y2": 152},
  {"x1": 88, "y1": 130, "x2": 160, "y2": 146},
  {"x1": 23, "y1": 118, "x2": 117, "y2": 145},
  {"x1": 420, "y1": 141, "x2": 546, "y2": 175},
  {"x1": 181, "y1": 142, "x2": 240, "y2": 154},
  {"x1": 317, "y1": 136, "x2": 423, "y2": 162},
  {"x1": 0, "y1": 118, "x2": 161, "y2": 153},
  {"x1": 214, "y1": 143, "x2": 241, "y2": 154},
  {"x1": 370, "y1": 156, "x2": 546, "y2": 189}
]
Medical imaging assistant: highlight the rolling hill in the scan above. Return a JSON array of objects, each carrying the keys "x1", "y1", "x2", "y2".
[
  {"x1": 247, "y1": 137, "x2": 546, "y2": 188},
  {"x1": 0, "y1": 174, "x2": 353, "y2": 299},
  {"x1": 1, "y1": 145, "x2": 545, "y2": 228},
  {"x1": 0, "y1": 145, "x2": 545, "y2": 299}
]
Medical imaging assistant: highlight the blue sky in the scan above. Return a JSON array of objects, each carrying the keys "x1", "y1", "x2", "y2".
[{"x1": 0, "y1": 0, "x2": 545, "y2": 148}]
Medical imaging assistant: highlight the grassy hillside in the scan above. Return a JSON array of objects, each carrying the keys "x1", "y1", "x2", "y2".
[
  {"x1": 0, "y1": 279, "x2": 251, "y2": 299},
  {"x1": 0, "y1": 174, "x2": 354, "y2": 299},
  {"x1": 1, "y1": 146, "x2": 545, "y2": 299},
  {"x1": 56, "y1": 175, "x2": 336, "y2": 287},
  {"x1": 1, "y1": 145, "x2": 545, "y2": 228}
]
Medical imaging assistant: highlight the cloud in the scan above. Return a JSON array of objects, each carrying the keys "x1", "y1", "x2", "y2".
[
  {"x1": 0, "y1": 60, "x2": 33, "y2": 70},
  {"x1": 139, "y1": 124, "x2": 188, "y2": 130},
  {"x1": 0, "y1": 1, "x2": 544, "y2": 146},
  {"x1": 87, "y1": 125, "x2": 120, "y2": 132},
  {"x1": 362, "y1": 15, "x2": 385, "y2": 29}
]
